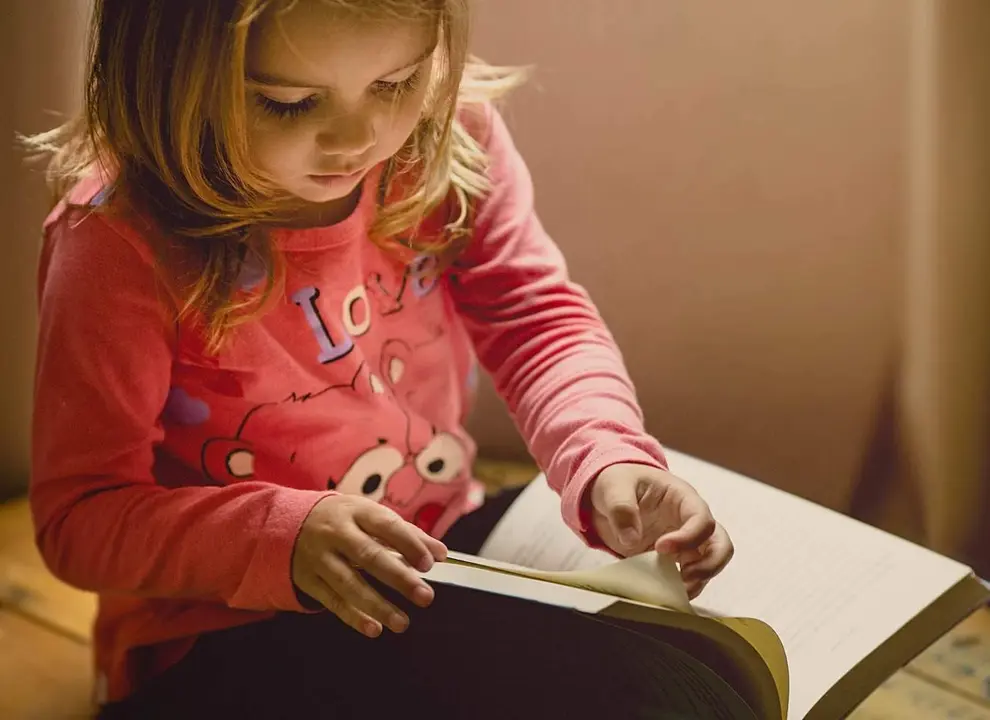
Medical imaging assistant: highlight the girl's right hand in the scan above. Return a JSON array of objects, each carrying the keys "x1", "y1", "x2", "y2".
[{"x1": 292, "y1": 494, "x2": 447, "y2": 638}]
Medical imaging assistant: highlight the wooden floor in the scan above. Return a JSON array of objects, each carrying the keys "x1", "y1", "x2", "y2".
[
  {"x1": 3, "y1": 465, "x2": 989, "y2": 719},
  {"x1": 0, "y1": 497, "x2": 97, "y2": 719}
]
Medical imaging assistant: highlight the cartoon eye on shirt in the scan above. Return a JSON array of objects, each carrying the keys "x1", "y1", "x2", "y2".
[
  {"x1": 198, "y1": 359, "x2": 470, "y2": 534},
  {"x1": 327, "y1": 439, "x2": 404, "y2": 502},
  {"x1": 380, "y1": 430, "x2": 467, "y2": 508},
  {"x1": 415, "y1": 432, "x2": 465, "y2": 486}
]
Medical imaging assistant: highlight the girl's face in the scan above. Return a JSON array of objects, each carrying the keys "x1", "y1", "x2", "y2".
[{"x1": 246, "y1": 3, "x2": 436, "y2": 206}]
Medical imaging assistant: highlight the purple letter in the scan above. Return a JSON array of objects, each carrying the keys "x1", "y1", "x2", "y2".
[{"x1": 291, "y1": 286, "x2": 354, "y2": 364}]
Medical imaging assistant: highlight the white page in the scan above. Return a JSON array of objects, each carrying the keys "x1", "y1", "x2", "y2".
[
  {"x1": 663, "y1": 450, "x2": 976, "y2": 720},
  {"x1": 478, "y1": 451, "x2": 978, "y2": 719},
  {"x1": 423, "y1": 558, "x2": 618, "y2": 614},
  {"x1": 479, "y1": 475, "x2": 617, "y2": 571}
]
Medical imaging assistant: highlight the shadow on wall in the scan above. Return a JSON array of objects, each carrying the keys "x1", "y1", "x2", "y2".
[{"x1": 467, "y1": 0, "x2": 907, "y2": 514}]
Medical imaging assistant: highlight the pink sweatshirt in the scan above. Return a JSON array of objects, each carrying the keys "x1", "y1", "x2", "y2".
[{"x1": 30, "y1": 105, "x2": 668, "y2": 702}]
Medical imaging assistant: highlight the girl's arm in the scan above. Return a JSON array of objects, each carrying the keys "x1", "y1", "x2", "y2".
[
  {"x1": 449, "y1": 106, "x2": 669, "y2": 541},
  {"x1": 30, "y1": 208, "x2": 328, "y2": 611}
]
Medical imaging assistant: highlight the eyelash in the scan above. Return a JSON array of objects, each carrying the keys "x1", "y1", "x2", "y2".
[
  {"x1": 255, "y1": 67, "x2": 425, "y2": 121},
  {"x1": 255, "y1": 94, "x2": 319, "y2": 120}
]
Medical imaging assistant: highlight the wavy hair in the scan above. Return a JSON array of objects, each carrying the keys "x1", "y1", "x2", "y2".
[{"x1": 23, "y1": 0, "x2": 526, "y2": 349}]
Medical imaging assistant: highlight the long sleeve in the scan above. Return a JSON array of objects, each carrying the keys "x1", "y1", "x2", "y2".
[
  {"x1": 450, "y1": 107, "x2": 669, "y2": 537},
  {"x1": 30, "y1": 206, "x2": 328, "y2": 612}
]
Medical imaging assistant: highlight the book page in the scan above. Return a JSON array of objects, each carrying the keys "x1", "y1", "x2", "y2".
[
  {"x1": 607, "y1": 601, "x2": 789, "y2": 720},
  {"x1": 446, "y1": 549, "x2": 692, "y2": 612},
  {"x1": 472, "y1": 471, "x2": 787, "y2": 718},
  {"x1": 426, "y1": 550, "x2": 772, "y2": 718},
  {"x1": 423, "y1": 559, "x2": 619, "y2": 614},
  {"x1": 663, "y1": 450, "x2": 980, "y2": 720},
  {"x1": 479, "y1": 475, "x2": 616, "y2": 572},
  {"x1": 477, "y1": 476, "x2": 691, "y2": 610},
  {"x1": 565, "y1": 614, "x2": 763, "y2": 720}
]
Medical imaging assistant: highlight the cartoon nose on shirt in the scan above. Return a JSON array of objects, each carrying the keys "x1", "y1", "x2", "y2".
[
  {"x1": 382, "y1": 431, "x2": 467, "y2": 506},
  {"x1": 325, "y1": 431, "x2": 466, "y2": 506}
]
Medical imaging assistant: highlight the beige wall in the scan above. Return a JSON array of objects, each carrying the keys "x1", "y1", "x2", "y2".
[
  {"x1": 468, "y1": 0, "x2": 909, "y2": 512},
  {"x1": 1, "y1": 1, "x2": 88, "y2": 497},
  {"x1": 0, "y1": 3, "x2": 918, "y2": 505}
]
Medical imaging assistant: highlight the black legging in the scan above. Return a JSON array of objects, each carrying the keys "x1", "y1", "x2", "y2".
[{"x1": 97, "y1": 489, "x2": 732, "y2": 719}]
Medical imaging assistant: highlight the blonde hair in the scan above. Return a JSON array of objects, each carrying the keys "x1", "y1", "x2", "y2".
[{"x1": 24, "y1": 0, "x2": 526, "y2": 350}]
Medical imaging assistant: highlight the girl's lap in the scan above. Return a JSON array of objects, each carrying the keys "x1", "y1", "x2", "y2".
[{"x1": 99, "y1": 581, "x2": 698, "y2": 719}]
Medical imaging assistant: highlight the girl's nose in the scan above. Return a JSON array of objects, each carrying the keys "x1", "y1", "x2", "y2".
[{"x1": 316, "y1": 108, "x2": 376, "y2": 159}]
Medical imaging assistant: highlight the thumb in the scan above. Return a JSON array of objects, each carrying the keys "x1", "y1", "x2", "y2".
[{"x1": 597, "y1": 473, "x2": 643, "y2": 548}]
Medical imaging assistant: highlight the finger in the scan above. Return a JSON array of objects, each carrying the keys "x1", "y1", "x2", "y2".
[
  {"x1": 297, "y1": 572, "x2": 382, "y2": 638},
  {"x1": 681, "y1": 552, "x2": 730, "y2": 585},
  {"x1": 321, "y1": 551, "x2": 410, "y2": 634},
  {"x1": 598, "y1": 474, "x2": 643, "y2": 549},
  {"x1": 674, "y1": 548, "x2": 704, "y2": 565},
  {"x1": 358, "y1": 506, "x2": 441, "y2": 572},
  {"x1": 654, "y1": 494, "x2": 716, "y2": 554},
  {"x1": 339, "y1": 527, "x2": 436, "y2": 608},
  {"x1": 401, "y1": 526, "x2": 448, "y2": 563},
  {"x1": 421, "y1": 533, "x2": 448, "y2": 562},
  {"x1": 681, "y1": 526, "x2": 734, "y2": 582},
  {"x1": 685, "y1": 578, "x2": 709, "y2": 600}
]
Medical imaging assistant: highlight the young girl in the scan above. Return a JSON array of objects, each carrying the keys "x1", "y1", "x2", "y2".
[{"x1": 28, "y1": 0, "x2": 733, "y2": 716}]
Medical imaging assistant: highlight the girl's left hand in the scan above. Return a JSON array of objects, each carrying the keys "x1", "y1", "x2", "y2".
[{"x1": 589, "y1": 463, "x2": 734, "y2": 599}]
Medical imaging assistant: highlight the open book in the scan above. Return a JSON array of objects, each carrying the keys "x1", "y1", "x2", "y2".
[{"x1": 421, "y1": 450, "x2": 989, "y2": 719}]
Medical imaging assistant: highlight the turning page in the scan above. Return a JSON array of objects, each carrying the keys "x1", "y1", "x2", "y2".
[
  {"x1": 475, "y1": 477, "x2": 690, "y2": 610},
  {"x1": 477, "y1": 467, "x2": 788, "y2": 718},
  {"x1": 663, "y1": 450, "x2": 984, "y2": 719}
]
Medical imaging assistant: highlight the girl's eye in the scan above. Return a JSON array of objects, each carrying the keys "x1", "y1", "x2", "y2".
[
  {"x1": 371, "y1": 67, "x2": 424, "y2": 99},
  {"x1": 253, "y1": 66, "x2": 424, "y2": 119},
  {"x1": 255, "y1": 94, "x2": 319, "y2": 120}
]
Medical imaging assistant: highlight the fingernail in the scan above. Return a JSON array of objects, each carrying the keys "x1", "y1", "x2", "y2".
[
  {"x1": 412, "y1": 585, "x2": 434, "y2": 607},
  {"x1": 390, "y1": 614, "x2": 409, "y2": 633},
  {"x1": 418, "y1": 556, "x2": 434, "y2": 573},
  {"x1": 364, "y1": 621, "x2": 382, "y2": 638}
]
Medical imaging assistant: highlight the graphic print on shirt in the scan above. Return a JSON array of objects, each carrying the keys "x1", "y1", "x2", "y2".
[
  {"x1": 199, "y1": 256, "x2": 465, "y2": 534},
  {"x1": 366, "y1": 253, "x2": 440, "y2": 316},
  {"x1": 291, "y1": 253, "x2": 439, "y2": 365},
  {"x1": 371, "y1": 321, "x2": 470, "y2": 532},
  {"x1": 199, "y1": 360, "x2": 468, "y2": 534}
]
